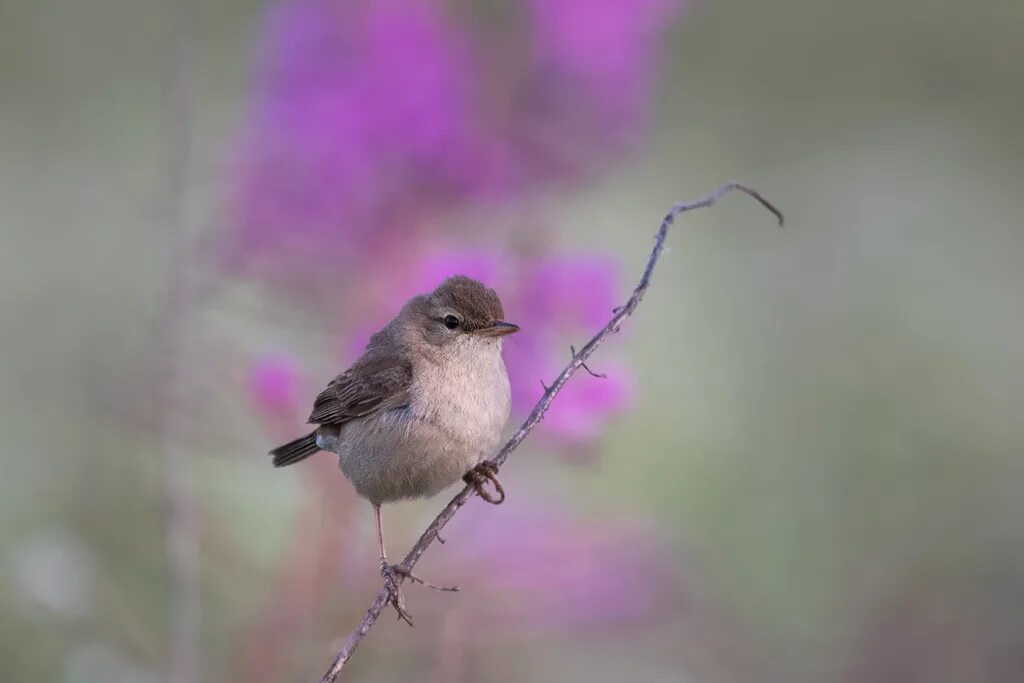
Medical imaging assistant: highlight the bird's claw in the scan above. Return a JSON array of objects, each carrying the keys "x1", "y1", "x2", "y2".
[
  {"x1": 463, "y1": 461, "x2": 505, "y2": 504},
  {"x1": 390, "y1": 564, "x2": 459, "y2": 593},
  {"x1": 380, "y1": 560, "x2": 414, "y2": 626},
  {"x1": 380, "y1": 561, "x2": 459, "y2": 626}
]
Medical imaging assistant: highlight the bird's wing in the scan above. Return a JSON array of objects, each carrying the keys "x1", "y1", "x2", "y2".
[{"x1": 307, "y1": 352, "x2": 413, "y2": 426}]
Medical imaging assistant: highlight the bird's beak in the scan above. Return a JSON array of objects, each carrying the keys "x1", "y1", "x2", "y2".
[{"x1": 475, "y1": 320, "x2": 520, "y2": 337}]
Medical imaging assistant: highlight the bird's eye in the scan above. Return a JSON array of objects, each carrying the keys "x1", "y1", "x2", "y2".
[{"x1": 443, "y1": 315, "x2": 461, "y2": 330}]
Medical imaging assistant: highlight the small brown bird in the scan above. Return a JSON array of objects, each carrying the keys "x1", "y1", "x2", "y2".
[{"x1": 269, "y1": 276, "x2": 519, "y2": 623}]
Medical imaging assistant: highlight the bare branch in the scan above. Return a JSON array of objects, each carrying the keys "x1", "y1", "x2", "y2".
[
  {"x1": 318, "y1": 183, "x2": 783, "y2": 682},
  {"x1": 570, "y1": 345, "x2": 607, "y2": 379}
]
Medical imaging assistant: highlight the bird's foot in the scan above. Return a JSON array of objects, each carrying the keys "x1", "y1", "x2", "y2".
[
  {"x1": 463, "y1": 460, "x2": 505, "y2": 504},
  {"x1": 389, "y1": 564, "x2": 460, "y2": 593},
  {"x1": 380, "y1": 561, "x2": 459, "y2": 626},
  {"x1": 380, "y1": 560, "x2": 414, "y2": 626}
]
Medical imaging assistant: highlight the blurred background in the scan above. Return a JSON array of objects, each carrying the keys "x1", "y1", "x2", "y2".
[{"x1": 3, "y1": 0, "x2": 1024, "y2": 681}]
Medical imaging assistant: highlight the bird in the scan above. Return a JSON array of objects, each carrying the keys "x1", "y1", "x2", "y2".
[{"x1": 268, "y1": 275, "x2": 519, "y2": 623}]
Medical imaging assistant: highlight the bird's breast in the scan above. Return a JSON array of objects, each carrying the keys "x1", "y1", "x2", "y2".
[
  {"x1": 409, "y1": 343, "x2": 511, "y2": 445},
  {"x1": 334, "y1": 341, "x2": 513, "y2": 503}
]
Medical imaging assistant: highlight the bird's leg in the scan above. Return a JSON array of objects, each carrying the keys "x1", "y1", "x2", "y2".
[
  {"x1": 374, "y1": 504, "x2": 459, "y2": 627},
  {"x1": 374, "y1": 503, "x2": 414, "y2": 626},
  {"x1": 463, "y1": 460, "x2": 505, "y2": 504}
]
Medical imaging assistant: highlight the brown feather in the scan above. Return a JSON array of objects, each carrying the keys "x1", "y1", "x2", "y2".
[
  {"x1": 269, "y1": 432, "x2": 319, "y2": 467},
  {"x1": 429, "y1": 275, "x2": 505, "y2": 332},
  {"x1": 306, "y1": 334, "x2": 413, "y2": 426}
]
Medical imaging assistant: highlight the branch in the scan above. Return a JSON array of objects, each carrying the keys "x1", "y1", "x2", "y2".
[
  {"x1": 571, "y1": 345, "x2": 607, "y2": 379},
  {"x1": 318, "y1": 183, "x2": 783, "y2": 682}
]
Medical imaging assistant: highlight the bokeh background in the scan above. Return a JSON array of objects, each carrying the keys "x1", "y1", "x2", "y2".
[{"x1": 3, "y1": 1, "x2": 1024, "y2": 682}]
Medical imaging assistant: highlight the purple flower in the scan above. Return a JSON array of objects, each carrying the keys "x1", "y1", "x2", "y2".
[
  {"x1": 524, "y1": 254, "x2": 621, "y2": 330},
  {"x1": 521, "y1": 0, "x2": 682, "y2": 164},
  {"x1": 506, "y1": 253, "x2": 631, "y2": 443},
  {"x1": 540, "y1": 360, "x2": 633, "y2": 444},
  {"x1": 227, "y1": 0, "x2": 684, "y2": 277},
  {"x1": 403, "y1": 250, "x2": 504, "y2": 302},
  {"x1": 527, "y1": 0, "x2": 678, "y2": 98},
  {"x1": 248, "y1": 352, "x2": 303, "y2": 421},
  {"x1": 228, "y1": 0, "x2": 480, "y2": 271},
  {"x1": 503, "y1": 335, "x2": 632, "y2": 448},
  {"x1": 432, "y1": 500, "x2": 679, "y2": 631}
]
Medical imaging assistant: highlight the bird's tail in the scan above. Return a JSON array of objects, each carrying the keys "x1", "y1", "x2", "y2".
[{"x1": 269, "y1": 432, "x2": 319, "y2": 467}]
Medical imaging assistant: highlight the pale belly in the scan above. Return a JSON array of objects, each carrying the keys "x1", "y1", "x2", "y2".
[{"x1": 320, "y1": 345, "x2": 511, "y2": 504}]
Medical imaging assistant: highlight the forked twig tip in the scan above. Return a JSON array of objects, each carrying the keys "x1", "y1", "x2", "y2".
[{"x1": 730, "y1": 182, "x2": 784, "y2": 226}]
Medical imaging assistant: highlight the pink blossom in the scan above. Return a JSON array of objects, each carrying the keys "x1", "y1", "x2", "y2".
[
  {"x1": 506, "y1": 253, "x2": 631, "y2": 443},
  {"x1": 530, "y1": 359, "x2": 633, "y2": 444},
  {"x1": 522, "y1": 0, "x2": 682, "y2": 164},
  {"x1": 248, "y1": 353, "x2": 303, "y2": 421},
  {"x1": 432, "y1": 500, "x2": 680, "y2": 631},
  {"x1": 403, "y1": 251, "x2": 504, "y2": 303},
  {"x1": 524, "y1": 254, "x2": 621, "y2": 330},
  {"x1": 229, "y1": 0, "x2": 480, "y2": 270},
  {"x1": 527, "y1": 0, "x2": 678, "y2": 101},
  {"x1": 227, "y1": 0, "x2": 684, "y2": 275}
]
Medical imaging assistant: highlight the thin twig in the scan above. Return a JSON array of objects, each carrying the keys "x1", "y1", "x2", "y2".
[
  {"x1": 318, "y1": 183, "x2": 783, "y2": 682},
  {"x1": 570, "y1": 345, "x2": 607, "y2": 379}
]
